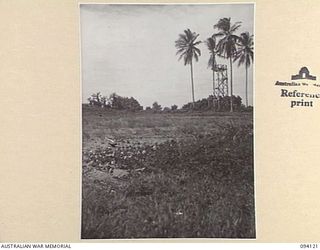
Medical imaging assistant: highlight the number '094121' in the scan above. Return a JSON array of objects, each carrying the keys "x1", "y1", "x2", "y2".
[{"x1": 300, "y1": 244, "x2": 318, "y2": 249}]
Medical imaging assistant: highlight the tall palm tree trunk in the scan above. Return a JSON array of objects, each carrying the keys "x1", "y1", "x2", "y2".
[
  {"x1": 190, "y1": 61, "x2": 195, "y2": 107},
  {"x1": 229, "y1": 57, "x2": 233, "y2": 112},
  {"x1": 212, "y1": 67, "x2": 215, "y2": 107},
  {"x1": 245, "y1": 65, "x2": 248, "y2": 107}
]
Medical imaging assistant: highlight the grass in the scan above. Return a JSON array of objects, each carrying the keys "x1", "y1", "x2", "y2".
[{"x1": 81, "y1": 106, "x2": 255, "y2": 238}]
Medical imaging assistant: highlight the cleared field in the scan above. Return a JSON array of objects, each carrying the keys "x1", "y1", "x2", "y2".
[{"x1": 82, "y1": 106, "x2": 255, "y2": 238}]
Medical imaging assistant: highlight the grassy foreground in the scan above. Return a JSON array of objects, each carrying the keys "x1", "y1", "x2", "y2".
[{"x1": 81, "y1": 106, "x2": 255, "y2": 238}]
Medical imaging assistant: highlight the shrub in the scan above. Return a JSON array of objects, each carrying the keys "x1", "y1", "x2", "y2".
[
  {"x1": 171, "y1": 105, "x2": 178, "y2": 111},
  {"x1": 109, "y1": 93, "x2": 143, "y2": 111},
  {"x1": 152, "y1": 102, "x2": 162, "y2": 112},
  {"x1": 181, "y1": 95, "x2": 244, "y2": 112},
  {"x1": 163, "y1": 107, "x2": 171, "y2": 112}
]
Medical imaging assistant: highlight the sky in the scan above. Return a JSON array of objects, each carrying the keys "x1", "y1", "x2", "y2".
[{"x1": 80, "y1": 4, "x2": 254, "y2": 108}]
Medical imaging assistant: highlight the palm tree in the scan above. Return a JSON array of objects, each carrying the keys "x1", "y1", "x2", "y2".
[
  {"x1": 213, "y1": 18, "x2": 241, "y2": 112},
  {"x1": 206, "y1": 36, "x2": 217, "y2": 98},
  {"x1": 234, "y1": 32, "x2": 254, "y2": 107},
  {"x1": 175, "y1": 29, "x2": 201, "y2": 107}
]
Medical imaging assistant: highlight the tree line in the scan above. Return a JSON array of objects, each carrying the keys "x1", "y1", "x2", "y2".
[
  {"x1": 86, "y1": 91, "x2": 252, "y2": 112},
  {"x1": 87, "y1": 92, "x2": 143, "y2": 111},
  {"x1": 175, "y1": 17, "x2": 254, "y2": 111}
]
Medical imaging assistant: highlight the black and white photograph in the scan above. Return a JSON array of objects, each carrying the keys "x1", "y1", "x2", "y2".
[{"x1": 80, "y1": 3, "x2": 255, "y2": 239}]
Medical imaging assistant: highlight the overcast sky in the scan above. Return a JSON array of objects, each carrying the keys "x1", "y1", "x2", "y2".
[{"x1": 80, "y1": 4, "x2": 254, "y2": 108}]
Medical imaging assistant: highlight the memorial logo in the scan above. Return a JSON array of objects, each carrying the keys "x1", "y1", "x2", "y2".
[
  {"x1": 291, "y1": 67, "x2": 316, "y2": 81},
  {"x1": 275, "y1": 66, "x2": 320, "y2": 108}
]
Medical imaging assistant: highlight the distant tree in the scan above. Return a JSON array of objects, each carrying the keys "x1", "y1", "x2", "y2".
[
  {"x1": 88, "y1": 92, "x2": 104, "y2": 106},
  {"x1": 234, "y1": 32, "x2": 254, "y2": 107},
  {"x1": 145, "y1": 106, "x2": 151, "y2": 111},
  {"x1": 171, "y1": 104, "x2": 178, "y2": 111},
  {"x1": 240, "y1": 105, "x2": 253, "y2": 112},
  {"x1": 213, "y1": 18, "x2": 241, "y2": 112},
  {"x1": 108, "y1": 93, "x2": 142, "y2": 111},
  {"x1": 92, "y1": 92, "x2": 101, "y2": 104},
  {"x1": 218, "y1": 96, "x2": 230, "y2": 111},
  {"x1": 128, "y1": 97, "x2": 143, "y2": 111},
  {"x1": 163, "y1": 107, "x2": 171, "y2": 112},
  {"x1": 175, "y1": 29, "x2": 201, "y2": 108},
  {"x1": 218, "y1": 95, "x2": 242, "y2": 112},
  {"x1": 152, "y1": 102, "x2": 162, "y2": 112},
  {"x1": 182, "y1": 102, "x2": 193, "y2": 111},
  {"x1": 233, "y1": 95, "x2": 242, "y2": 111},
  {"x1": 100, "y1": 96, "x2": 107, "y2": 107},
  {"x1": 87, "y1": 97, "x2": 93, "y2": 105},
  {"x1": 181, "y1": 95, "x2": 243, "y2": 112}
]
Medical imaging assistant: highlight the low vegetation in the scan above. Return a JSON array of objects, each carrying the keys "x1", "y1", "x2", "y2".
[{"x1": 82, "y1": 106, "x2": 255, "y2": 238}]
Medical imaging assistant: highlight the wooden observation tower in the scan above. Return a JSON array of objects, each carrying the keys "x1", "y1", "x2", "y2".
[{"x1": 213, "y1": 64, "x2": 228, "y2": 98}]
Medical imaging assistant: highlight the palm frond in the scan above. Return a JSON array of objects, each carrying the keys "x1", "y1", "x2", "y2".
[
  {"x1": 193, "y1": 40, "x2": 202, "y2": 46},
  {"x1": 194, "y1": 53, "x2": 199, "y2": 62},
  {"x1": 230, "y1": 22, "x2": 242, "y2": 32},
  {"x1": 175, "y1": 28, "x2": 201, "y2": 66},
  {"x1": 213, "y1": 17, "x2": 231, "y2": 32},
  {"x1": 212, "y1": 18, "x2": 241, "y2": 59},
  {"x1": 194, "y1": 47, "x2": 201, "y2": 56},
  {"x1": 233, "y1": 32, "x2": 254, "y2": 67}
]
